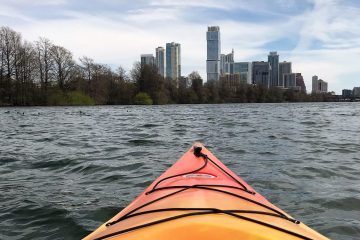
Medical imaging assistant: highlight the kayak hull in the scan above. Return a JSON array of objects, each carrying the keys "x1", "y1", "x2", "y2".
[{"x1": 84, "y1": 143, "x2": 329, "y2": 240}]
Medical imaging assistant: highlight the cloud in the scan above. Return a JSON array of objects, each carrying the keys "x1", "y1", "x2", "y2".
[
  {"x1": 124, "y1": 8, "x2": 181, "y2": 23},
  {"x1": 0, "y1": 5, "x2": 33, "y2": 23},
  {"x1": 149, "y1": 0, "x2": 236, "y2": 10},
  {"x1": 1, "y1": 0, "x2": 359, "y2": 93},
  {"x1": 287, "y1": 0, "x2": 360, "y2": 92}
]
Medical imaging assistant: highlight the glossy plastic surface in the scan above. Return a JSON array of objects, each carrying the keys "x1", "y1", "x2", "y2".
[{"x1": 84, "y1": 143, "x2": 329, "y2": 240}]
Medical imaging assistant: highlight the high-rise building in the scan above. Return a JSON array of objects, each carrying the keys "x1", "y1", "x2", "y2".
[
  {"x1": 295, "y1": 73, "x2": 306, "y2": 93},
  {"x1": 312, "y1": 76, "x2": 328, "y2": 93},
  {"x1": 318, "y1": 79, "x2": 328, "y2": 93},
  {"x1": 312, "y1": 75, "x2": 319, "y2": 93},
  {"x1": 252, "y1": 61, "x2": 270, "y2": 87},
  {"x1": 268, "y1": 51, "x2": 279, "y2": 86},
  {"x1": 166, "y1": 42, "x2": 181, "y2": 81},
  {"x1": 140, "y1": 54, "x2": 155, "y2": 67},
  {"x1": 206, "y1": 26, "x2": 221, "y2": 82},
  {"x1": 342, "y1": 89, "x2": 352, "y2": 98},
  {"x1": 220, "y1": 49, "x2": 234, "y2": 75},
  {"x1": 353, "y1": 87, "x2": 360, "y2": 97},
  {"x1": 233, "y1": 62, "x2": 252, "y2": 84},
  {"x1": 279, "y1": 61, "x2": 292, "y2": 87},
  {"x1": 283, "y1": 73, "x2": 296, "y2": 88},
  {"x1": 155, "y1": 47, "x2": 165, "y2": 77}
]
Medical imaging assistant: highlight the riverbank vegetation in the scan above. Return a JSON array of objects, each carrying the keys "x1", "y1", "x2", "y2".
[{"x1": 0, "y1": 26, "x2": 333, "y2": 106}]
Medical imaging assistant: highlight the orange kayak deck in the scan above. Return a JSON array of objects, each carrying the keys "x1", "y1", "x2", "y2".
[{"x1": 84, "y1": 143, "x2": 329, "y2": 240}]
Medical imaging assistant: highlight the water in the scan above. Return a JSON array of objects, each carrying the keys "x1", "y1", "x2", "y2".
[{"x1": 0, "y1": 103, "x2": 359, "y2": 240}]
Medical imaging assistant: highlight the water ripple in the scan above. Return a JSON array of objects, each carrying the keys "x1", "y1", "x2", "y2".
[{"x1": 0, "y1": 103, "x2": 359, "y2": 240}]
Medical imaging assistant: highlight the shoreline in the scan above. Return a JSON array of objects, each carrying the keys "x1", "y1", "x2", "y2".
[{"x1": 1, "y1": 101, "x2": 359, "y2": 108}]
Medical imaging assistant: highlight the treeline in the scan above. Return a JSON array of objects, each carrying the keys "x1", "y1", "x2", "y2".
[{"x1": 0, "y1": 26, "x2": 332, "y2": 106}]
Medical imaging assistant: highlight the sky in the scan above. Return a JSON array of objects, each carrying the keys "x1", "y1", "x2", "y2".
[{"x1": 1, "y1": 0, "x2": 360, "y2": 94}]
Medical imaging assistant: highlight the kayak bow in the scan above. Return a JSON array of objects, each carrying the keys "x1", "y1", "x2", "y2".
[{"x1": 84, "y1": 143, "x2": 329, "y2": 240}]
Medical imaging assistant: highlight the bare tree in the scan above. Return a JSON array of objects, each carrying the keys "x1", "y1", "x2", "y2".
[
  {"x1": 35, "y1": 37, "x2": 54, "y2": 102},
  {"x1": 0, "y1": 27, "x2": 17, "y2": 79},
  {"x1": 0, "y1": 27, "x2": 22, "y2": 103},
  {"x1": 17, "y1": 41, "x2": 37, "y2": 105},
  {"x1": 116, "y1": 66, "x2": 129, "y2": 82},
  {"x1": 79, "y1": 56, "x2": 95, "y2": 95},
  {"x1": 50, "y1": 45, "x2": 75, "y2": 90}
]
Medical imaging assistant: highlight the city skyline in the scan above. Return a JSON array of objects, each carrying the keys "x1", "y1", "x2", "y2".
[{"x1": 1, "y1": 0, "x2": 359, "y2": 94}]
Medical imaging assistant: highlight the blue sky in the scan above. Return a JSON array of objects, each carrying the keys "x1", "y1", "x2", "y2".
[{"x1": 1, "y1": 0, "x2": 360, "y2": 93}]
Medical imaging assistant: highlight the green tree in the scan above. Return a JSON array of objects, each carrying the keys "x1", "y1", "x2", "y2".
[{"x1": 134, "y1": 92, "x2": 153, "y2": 105}]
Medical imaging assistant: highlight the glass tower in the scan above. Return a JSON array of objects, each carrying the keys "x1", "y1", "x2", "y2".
[
  {"x1": 252, "y1": 61, "x2": 270, "y2": 87},
  {"x1": 206, "y1": 26, "x2": 221, "y2": 82},
  {"x1": 140, "y1": 54, "x2": 155, "y2": 67},
  {"x1": 155, "y1": 47, "x2": 165, "y2": 77},
  {"x1": 233, "y1": 62, "x2": 252, "y2": 84},
  {"x1": 279, "y1": 61, "x2": 292, "y2": 87},
  {"x1": 166, "y1": 42, "x2": 181, "y2": 81},
  {"x1": 312, "y1": 75, "x2": 319, "y2": 93},
  {"x1": 268, "y1": 51, "x2": 279, "y2": 86}
]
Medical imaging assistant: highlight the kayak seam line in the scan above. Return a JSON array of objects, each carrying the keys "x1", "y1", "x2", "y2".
[
  {"x1": 144, "y1": 185, "x2": 288, "y2": 219},
  {"x1": 119, "y1": 207, "x2": 299, "y2": 224},
  {"x1": 106, "y1": 184, "x2": 291, "y2": 227},
  {"x1": 95, "y1": 210, "x2": 312, "y2": 240}
]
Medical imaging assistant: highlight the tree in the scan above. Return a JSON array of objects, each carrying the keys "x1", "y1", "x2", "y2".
[
  {"x1": 50, "y1": 45, "x2": 75, "y2": 90},
  {"x1": 0, "y1": 27, "x2": 21, "y2": 103},
  {"x1": 134, "y1": 92, "x2": 153, "y2": 105},
  {"x1": 15, "y1": 41, "x2": 37, "y2": 105},
  {"x1": 79, "y1": 56, "x2": 94, "y2": 96},
  {"x1": 113, "y1": 66, "x2": 136, "y2": 104},
  {"x1": 35, "y1": 37, "x2": 54, "y2": 104},
  {"x1": 204, "y1": 80, "x2": 220, "y2": 103},
  {"x1": 132, "y1": 62, "x2": 169, "y2": 104},
  {"x1": 188, "y1": 71, "x2": 204, "y2": 103}
]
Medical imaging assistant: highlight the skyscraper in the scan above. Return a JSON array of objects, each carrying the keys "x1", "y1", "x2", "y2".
[
  {"x1": 312, "y1": 76, "x2": 328, "y2": 93},
  {"x1": 233, "y1": 62, "x2": 252, "y2": 84},
  {"x1": 206, "y1": 26, "x2": 221, "y2": 82},
  {"x1": 155, "y1": 47, "x2": 165, "y2": 77},
  {"x1": 268, "y1": 51, "x2": 279, "y2": 86},
  {"x1": 279, "y1": 61, "x2": 292, "y2": 87},
  {"x1": 318, "y1": 79, "x2": 328, "y2": 93},
  {"x1": 220, "y1": 49, "x2": 234, "y2": 75},
  {"x1": 166, "y1": 42, "x2": 181, "y2": 81},
  {"x1": 252, "y1": 61, "x2": 270, "y2": 87},
  {"x1": 353, "y1": 87, "x2": 360, "y2": 97},
  {"x1": 283, "y1": 73, "x2": 296, "y2": 88},
  {"x1": 296, "y1": 73, "x2": 306, "y2": 93},
  {"x1": 342, "y1": 89, "x2": 352, "y2": 98},
  {"x1": 312, "y1": 75, "x2": 319, "y2": 93},
  {"x1": 140, "y1": 54, "x2": 155, "y2": 67}
]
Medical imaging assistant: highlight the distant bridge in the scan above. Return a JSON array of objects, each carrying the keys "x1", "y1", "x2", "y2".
[{"x1": 330, "y1": 96, "x2": 360, "y2": 102}]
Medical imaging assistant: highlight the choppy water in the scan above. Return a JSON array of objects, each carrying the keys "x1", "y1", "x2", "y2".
[{"x1": 0, "y1": 103, "x2": 359, "y2": 240}]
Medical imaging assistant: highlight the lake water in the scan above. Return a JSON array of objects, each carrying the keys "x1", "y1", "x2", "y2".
[{"x1": 0, "y1": 103, "x2": 359, "y2": 239}]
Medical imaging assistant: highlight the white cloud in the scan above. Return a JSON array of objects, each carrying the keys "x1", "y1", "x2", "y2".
[
  {"x1": 149, "y1": 0, "x2": 236, "y2": 10},
  {"x1": 288, "y1": 0, "x2": 360, "y2": 92},
  {"x1": 1, "y1": 0, "x2": 66, "y2": 6},
  {"x1": 125, "y1": 8, "x2": 181, "y2": 23},
  {"x1": 1, "y1": 0, "x2": 359, "y2": 93},
  {"x1": 0, "y1": 5, "x2": 33, "y2": 22}
]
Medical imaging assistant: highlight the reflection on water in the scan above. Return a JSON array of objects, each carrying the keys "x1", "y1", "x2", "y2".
[{"x1": 0, "y1": 103, "x2": 360, "y2": 239}]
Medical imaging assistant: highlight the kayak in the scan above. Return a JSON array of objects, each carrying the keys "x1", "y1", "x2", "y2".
[{"x1": 84, "y1": 143, "x2": 329, "y2": 240}]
